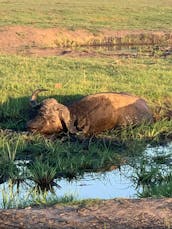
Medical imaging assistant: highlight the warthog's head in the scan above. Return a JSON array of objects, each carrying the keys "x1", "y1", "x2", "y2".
[{"x1": 27, "y1": 89, "x2": 74, "y2": 135}]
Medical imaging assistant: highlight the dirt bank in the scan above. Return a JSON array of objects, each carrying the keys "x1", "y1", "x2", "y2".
[
  {"x1": 0, "y1": 129, "x2": 171, "y2": 229},
  {"x1": 0, "y1": 198, "x2": 172, "y2": 228},
  {"x1": 0, "y1": 26, "x2": 172, "y2": 57}
]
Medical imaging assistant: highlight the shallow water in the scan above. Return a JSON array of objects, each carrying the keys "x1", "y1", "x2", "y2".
[
  {"x1": 42, "y1": 143, "x2": 172, "y2": 200},
  {"x1": 0, "y1": 143, "x2": 171, "y2": 207},
  {"x1": 55, "y1": 165, "x2": 136, "y2": 199}
]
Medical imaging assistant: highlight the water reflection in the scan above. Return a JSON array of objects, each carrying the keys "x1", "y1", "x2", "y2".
[
  {"x1": 27, "y1": 44, "x2": 172, "y2": 58},
  {"x1": 80, "y1": 44, "x2": 172, "y2": 58},
  {"x1": 129, "y1": 143, "x2": 172, "y2": 197},
  {"x1": 54, "y1": 166, "x2": 136, "y2": 199},
  {"x1": 0, "y1": 143, "x2": 171, "y2": 208}
]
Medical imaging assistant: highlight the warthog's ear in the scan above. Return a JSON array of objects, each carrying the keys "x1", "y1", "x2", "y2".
[{"x1": 59, "y1": 106, "x2": 77, "y2": 134}]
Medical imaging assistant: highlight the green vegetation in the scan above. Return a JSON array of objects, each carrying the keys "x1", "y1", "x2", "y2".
[
  {"x1": 0, "y1": 53, "x2": 172, "y2": 204},
  {"x1": 130, "y1": 147, "x2": 172, "y2": 197},
  {"x1": 0, "y1": 0, "x2": 172, "y2": 30},
  {"x1": 1, "y1": 179, "x2": 76, "y2": 209},
  {"x1": 0, "y1": 0, "x2": 172, "y2": 206},
  {"x1": 0, "y1": 55, "x2": 172, "y2": 130}
]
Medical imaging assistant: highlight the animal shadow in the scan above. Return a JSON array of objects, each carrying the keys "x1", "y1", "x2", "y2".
[{"x1": 0, "y1": 94, "x2": 84, "y2": 131}]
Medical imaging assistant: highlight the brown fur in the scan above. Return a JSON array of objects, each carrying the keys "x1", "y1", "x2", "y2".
[{"x1": 27, "y1": 92, "x2": 153, "y2": 135}]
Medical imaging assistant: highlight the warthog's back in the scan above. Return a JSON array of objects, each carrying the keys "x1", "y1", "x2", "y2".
[{"x1": 69, "y1": 92, "x2": 153, "y2": 134}]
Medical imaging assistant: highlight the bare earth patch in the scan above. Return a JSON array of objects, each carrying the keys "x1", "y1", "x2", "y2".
[
  {"x1": 0, "y1": 26, "x2": 172, "y2": 57},
  {"x1": 0, "y1": 199, "x2": 172, "y2": 228}
]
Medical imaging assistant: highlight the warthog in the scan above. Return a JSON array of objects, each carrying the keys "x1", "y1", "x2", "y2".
[{"x1": 27, "y1": 89, "x2": 153, "y2": 135}]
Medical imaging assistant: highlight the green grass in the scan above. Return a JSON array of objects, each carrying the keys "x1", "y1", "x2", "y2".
[
  {"x1": 0, "y1": 54, "x2": 171, "y2": 143},
  {"x1": 1, "y1": 0, "x2": 172, "y2": 30},
  {"x1": 0, "y1": 54, "x2": 171, "y2": 200},
  {"x1": 138, "y1": 181, "x2": 172, "y2": 198},
  {"x1": 0, "y1": 0, "x2": 172, "y2": 205},
  {"x1": 0, "y1": 55, "x2": 171, "y2": 129},
  {"x1": 130, "y1": 149, "x2": 172, "y2": 198},
  {"x1": 0, "y1": 178, "x2": 76, "y2": 209}
]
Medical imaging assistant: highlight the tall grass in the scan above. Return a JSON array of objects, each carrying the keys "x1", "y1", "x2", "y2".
[
  {"x1": 0, "y1": 138, "x2": 20, "y2": 184},
  {"x1": 29, "y1": 160, "x2": 57, "y2": 191}
]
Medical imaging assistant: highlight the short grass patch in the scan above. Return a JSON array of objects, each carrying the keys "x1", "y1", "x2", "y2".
[
  {"x1": 1, "y1": 0, "x2": 172, "y2": 30},
  {"x1": 0, "y1": 55, "x2": 171, "y2": 130}
]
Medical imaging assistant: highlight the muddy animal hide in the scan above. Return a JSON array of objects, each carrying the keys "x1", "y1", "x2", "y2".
[{"x1": 27, "y1": 90, "x2": 153, "y2": 135}]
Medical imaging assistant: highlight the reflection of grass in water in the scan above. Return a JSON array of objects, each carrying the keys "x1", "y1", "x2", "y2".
[
  {"x1": 138, "y1": 181, "x2": 172, "y2": 198},
  {"x1": 0, "y1": 123, "x2": 172, "y2": 201},
  {"x1": 1, "y1": 179, "x2": 76, "y2": 209},
  {"x1": 0, "y1": 177, "x2": 101, "y2": 209},
  {"x1": 0, "y1": 140, "x2": 20, "y2": 184},
  {"x1": 0, "y1": 138, "x2": 171, "y2": 207},
  {"x1": 130, "y1": 145, "x2": 172, "y2": 197},
  {"x1": 0, "y1": 133, "x2": 125, "y2": 191}
]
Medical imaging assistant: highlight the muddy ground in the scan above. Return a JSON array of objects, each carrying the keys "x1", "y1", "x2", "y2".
[
  {"x1": 1, "y1": 26, "x2": 172, "y2": 228},
  {"x1": 0, "y1": 26, "x2": 172, "y2": 57},
  {"x1": 0, "y1": 198, "x2": 172, "y2": 229}
]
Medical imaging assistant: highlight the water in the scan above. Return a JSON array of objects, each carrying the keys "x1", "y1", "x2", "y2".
[
  {"x1": 57, "y1": 142, "x2": 172, "y2": 199},
  {"x1": 0, "y1": 143, "x2": 171, "y2": 207},
  {"x1": 55, "y1": 165, "x2": 136, "y2": 199},
  {"x1": 27, "y1": 44, "x2": 172, "y2": 58}
]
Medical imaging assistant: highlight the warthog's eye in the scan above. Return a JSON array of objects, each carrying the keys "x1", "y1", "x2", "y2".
[{"x1": 51, "y1": 119, "x2": 57, "y2": 123}]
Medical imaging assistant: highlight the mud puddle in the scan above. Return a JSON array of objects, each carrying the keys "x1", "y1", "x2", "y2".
[
  {"x1": 1, "y1": 26, "x2": 172, "y2": 57},
  {"x1": 8, "y1": 44, "x2": 172, "y2": 58}
]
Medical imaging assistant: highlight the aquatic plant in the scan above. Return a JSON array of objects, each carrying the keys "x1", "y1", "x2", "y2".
[
  {"x1": 0, "y1": 179, "x2": 76, "y2": 209},
  {"x1": 0, "y1": 139, "x2": 20, "y2": 184},
  {"x1": 28, "y1": 160, "x2": 58, "y2": 191},
  {"x1": 130, "y1": 145, "x2": 172, "y2": 197}
]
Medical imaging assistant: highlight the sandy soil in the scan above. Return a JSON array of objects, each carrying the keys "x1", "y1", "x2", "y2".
[
  {"x1": 0, "y1": 26, "x2": 172, "y2": 57},
  {"x1": 0, "y1": 198, "x2": 172, "y2": 228}
]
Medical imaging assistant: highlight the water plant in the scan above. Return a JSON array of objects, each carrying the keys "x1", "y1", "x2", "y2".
[
  {"x1": 28, "y1": 160, "x2": 58, "y2": 191},
  {"x1": 0, "y1": 179, "x2": 76, "y2": 209},
  {"x1": 0, "y1": 139, "x2": 20, "y2": 184},
  {"x1": 130, "y1": 145, "x2": 172, "y2": 197},
  {"x1": 138, "y1": 179, "x2": 172, "y2": 198}
]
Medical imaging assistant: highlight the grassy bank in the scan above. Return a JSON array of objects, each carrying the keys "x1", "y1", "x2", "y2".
[
  {"x1": 1, "y1": 0, "x2": 172, "y2": 30},
  {"x1": 1, "y1": 55, "x2": 172, "y2": 113},
  {"x1": 0, "y1": 54, "x2": 171, "y2": 133}
]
